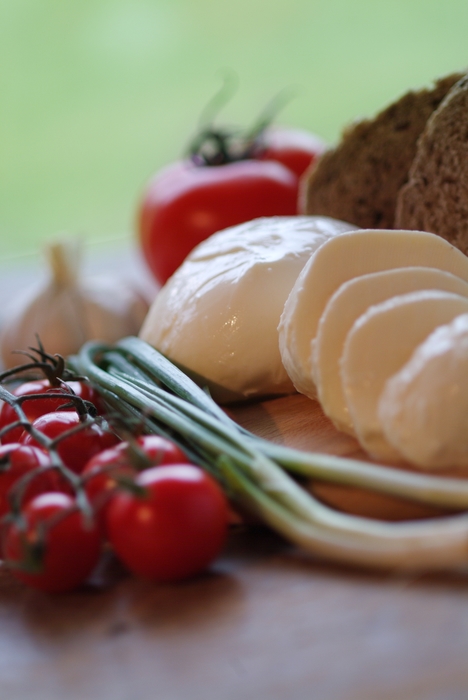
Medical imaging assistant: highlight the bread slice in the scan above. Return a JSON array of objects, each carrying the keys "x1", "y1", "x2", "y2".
[
  {"x1": 301, "y1": 73, "x2": 463, "y2": 229},
  {"x1": 395, "y1": 75, "x2": 468, "y2": 252}
]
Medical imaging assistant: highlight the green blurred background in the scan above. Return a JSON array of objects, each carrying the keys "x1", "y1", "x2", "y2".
[{"x1": 1, "y1": 0, "x2": 467, "y2": 259}]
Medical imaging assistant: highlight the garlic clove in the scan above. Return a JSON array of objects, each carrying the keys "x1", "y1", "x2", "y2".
[{"x1": 0, "y1": 237, "x2": 149, "y2": 369}]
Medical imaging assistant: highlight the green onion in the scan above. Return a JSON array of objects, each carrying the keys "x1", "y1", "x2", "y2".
[{"x1": 74, "y1": 336, "x2": 468, "y2": 571}]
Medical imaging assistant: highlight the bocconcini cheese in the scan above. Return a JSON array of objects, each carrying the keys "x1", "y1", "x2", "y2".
[
  {"x1": 279, "y1": 229, "x2": 468, "y2": 399},
  {"x1": 140, "y1": 216, "x2": 354, "y2": 401},
  {"x1": 379, "y1": 314, "x2": 468, "y2": 470},
  {"x1": 340, "y1": 290, "x2": 468, "y2": 462},
  {"x1": 313, "y1": 267, "x2": 468, "y2": 435}
]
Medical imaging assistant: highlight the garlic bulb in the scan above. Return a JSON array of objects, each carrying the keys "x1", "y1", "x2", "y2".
[{"x1": 0, "y1": 237, "x2": 149, "y2": 369}]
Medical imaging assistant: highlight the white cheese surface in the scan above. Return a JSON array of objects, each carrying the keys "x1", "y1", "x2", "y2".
[
  {"x1": 314, "y1": 267, "x2": 468, "y2": 435},
  {"x1": 340, "y1": 290, "x2": 468, "y2": 462},
  {"x1": 279, "y1": 229, "x2": 468, "y2": 399},
  {"x1": 139, "y1": 216, "x2": 354, "y2": 401},
  {"x1": 379, "y1": 314, "x2": 468, "y2": 469}
]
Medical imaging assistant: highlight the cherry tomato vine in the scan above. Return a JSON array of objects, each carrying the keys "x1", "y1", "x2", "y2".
[{"x1": 0, "y1": 343, "x2": 229, "y2": 593}]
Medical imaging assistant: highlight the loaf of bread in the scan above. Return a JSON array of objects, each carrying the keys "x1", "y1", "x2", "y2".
[
  {"x1": 395, "y1": 75, "x2": 468, "y2": 252},
  {"x1": 301, "y1": 73, "x2": 463, "y2": 229}
]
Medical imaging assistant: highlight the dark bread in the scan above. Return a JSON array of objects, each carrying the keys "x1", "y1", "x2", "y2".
[
  {"x1": 395, "y1": 75, "x2": 468, "y2": 252},
  {"x1": 301, "y1": 73, "x2": 463, "y2": 229}
]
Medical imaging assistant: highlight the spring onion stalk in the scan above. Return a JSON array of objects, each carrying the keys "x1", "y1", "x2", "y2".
[
  {"x1": 81, "y1": 342, "x2": 468, "y2": 512},
  {"x1": 81, "y1": 337, "x2": 468, "y2": 510},
  {"x1": 101, "y1": 367, "x2": 468, "y2": 541},
  {"x1": 250, "y1": 441, "x2": 468, "y2": 511},
  {"x1": 220, "y1": 458, "x2": 468, "y2": 571},
  {"x1": 74, "y1": 337, "x2": 468, "y2": 571}
]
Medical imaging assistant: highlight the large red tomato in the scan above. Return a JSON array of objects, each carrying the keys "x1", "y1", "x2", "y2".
[
  {"x1": 255, "y1": 126, "x2": 326, "y2": 178},
  {"x1": 137, "y1": 125, "x2": 325, "y2": 285}
]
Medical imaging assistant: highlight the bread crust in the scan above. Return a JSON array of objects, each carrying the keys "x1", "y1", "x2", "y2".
[
  {"x1": 301, "y1": 73, "x2": 463, "y2": 229},
  {"x1": 395, "y1": 75, "x2": 468, "y2": 253}
]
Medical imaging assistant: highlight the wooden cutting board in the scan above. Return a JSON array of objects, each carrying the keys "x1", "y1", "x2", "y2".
[{"x1": 230, "y1": 393, "x2": 449, "y2": 522}]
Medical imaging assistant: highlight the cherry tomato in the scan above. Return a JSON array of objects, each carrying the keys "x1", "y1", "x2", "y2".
[
  {"x1": 106, "y1": 464, "x2": 228, "y2": 582},
  {"x1": 138, "y1": 158, "x2": 298, "y2": 284},
  {"x1": 256, "y1": 126, "x2": 326, "y2": 178},
  {"x1": 4, "y1": 492, "x2": 102, "y2": 593},
  {"x1": 82, "y1": 458, "x2": 136, "y2": 535},
  {"x1": 21, "y1": 412, "x2": 120, "y2": 475},
  {"x1": 81, "y1": 444, "x2": 136, "y2": 532},
  {"x1": 0, "y1": 379, "x2": 102, "y2": 444},
  {"x1": 0, "y1": 443, "x2": 67, "y2": 519},
  {"x1": 126, "y1": 434, "x2": 190, "y2": 466},
  {"x1": 82, "y1": 435, "x2": 191, "y2": 533}
]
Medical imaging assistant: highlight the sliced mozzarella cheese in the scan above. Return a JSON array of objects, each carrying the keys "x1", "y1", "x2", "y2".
[
  {"x1": 140, "y1": 216, "x2": 354, "y2": 402},
  {"x1": 340, "y1": 290, "x2": 468, "y2": 462},
  {"x1": 379, "y1": 314, "x2": 468, "y2": 469},
  {"x1": 279, "y1": 229, "x2": 468, "y2": 399},
  {"x1": 314, "y1": 267, "x2": 468, "y2": 435}
]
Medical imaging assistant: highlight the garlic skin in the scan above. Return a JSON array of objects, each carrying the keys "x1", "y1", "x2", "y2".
[{"x1": 0, "y1": 238, "x2": 149, "y2": 369}]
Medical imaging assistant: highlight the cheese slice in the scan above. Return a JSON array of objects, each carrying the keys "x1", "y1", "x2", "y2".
[
  {"x1": 279, "y1": 229, "x2": 468, "y2": 399},
  {"x1": 340, "y1": 290, "x2": 468, "y2": 462},
  {"x1": 314, "y1": 267, "x2": 468, "y2": 434},
  {"x1": 379, "y1": 314, "x2": 468, "y2": 470},
  {"x1": 140, "y1": 216, "x2": 354, "y2": 402}
]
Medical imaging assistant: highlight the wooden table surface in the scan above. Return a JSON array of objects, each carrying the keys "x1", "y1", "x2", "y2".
[{"x1": 1, "y1": 247, "x2": 468, "y2": 700}]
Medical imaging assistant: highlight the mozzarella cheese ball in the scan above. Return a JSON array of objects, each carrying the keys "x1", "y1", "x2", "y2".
[{"x1": 139, "y1": 216, "x2": 354, "y2": 401}]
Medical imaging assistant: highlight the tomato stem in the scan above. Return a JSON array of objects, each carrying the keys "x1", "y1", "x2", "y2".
[
  {"x1": 0, "y1": 342, "x2": 86, "y2": 387},
  {"x1": 243, "y1": 86, "x2": 298, "y2": 148},
  {"x1": 196, "y1": 69, "x2": 239, "y2": 134},
  {"x1": 188, "y1": 82, "x2": 296, "y2": 167},
  {"x1": 189, "y1": 128, "x2": 234, "y2": 166}
]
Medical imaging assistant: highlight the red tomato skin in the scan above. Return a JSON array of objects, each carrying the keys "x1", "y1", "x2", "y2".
[
  {"x1": 132, "y1": 435, "x2": 190, "y2": 466},
  {"x1": 21, "y1": 412, "x2": 119, "y2": 475},
  {"x1": 106, "y1": 465, "x2": 228, "y2": 582},
  {"x1": 0, "y1": 444, "x2": 63, "y2": 519},
  {"x1": 256, "y1": 126, "x2": 327, "y2": 178},
  {"x1": 0, "y1": 380, "x2": 102, "y2": 445},
  {"x1": 82, "y1": 446, "x2": 137, "y2": 534},
  {"x1": 4, "y1": 493, "x2": 102, "y2": 593},
  {"x1": 139, "y1": 158, "x2": 298, "y2": 284},
  {"x1": 82, "y1": 435, "x2": 190, "y2": 491}
]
